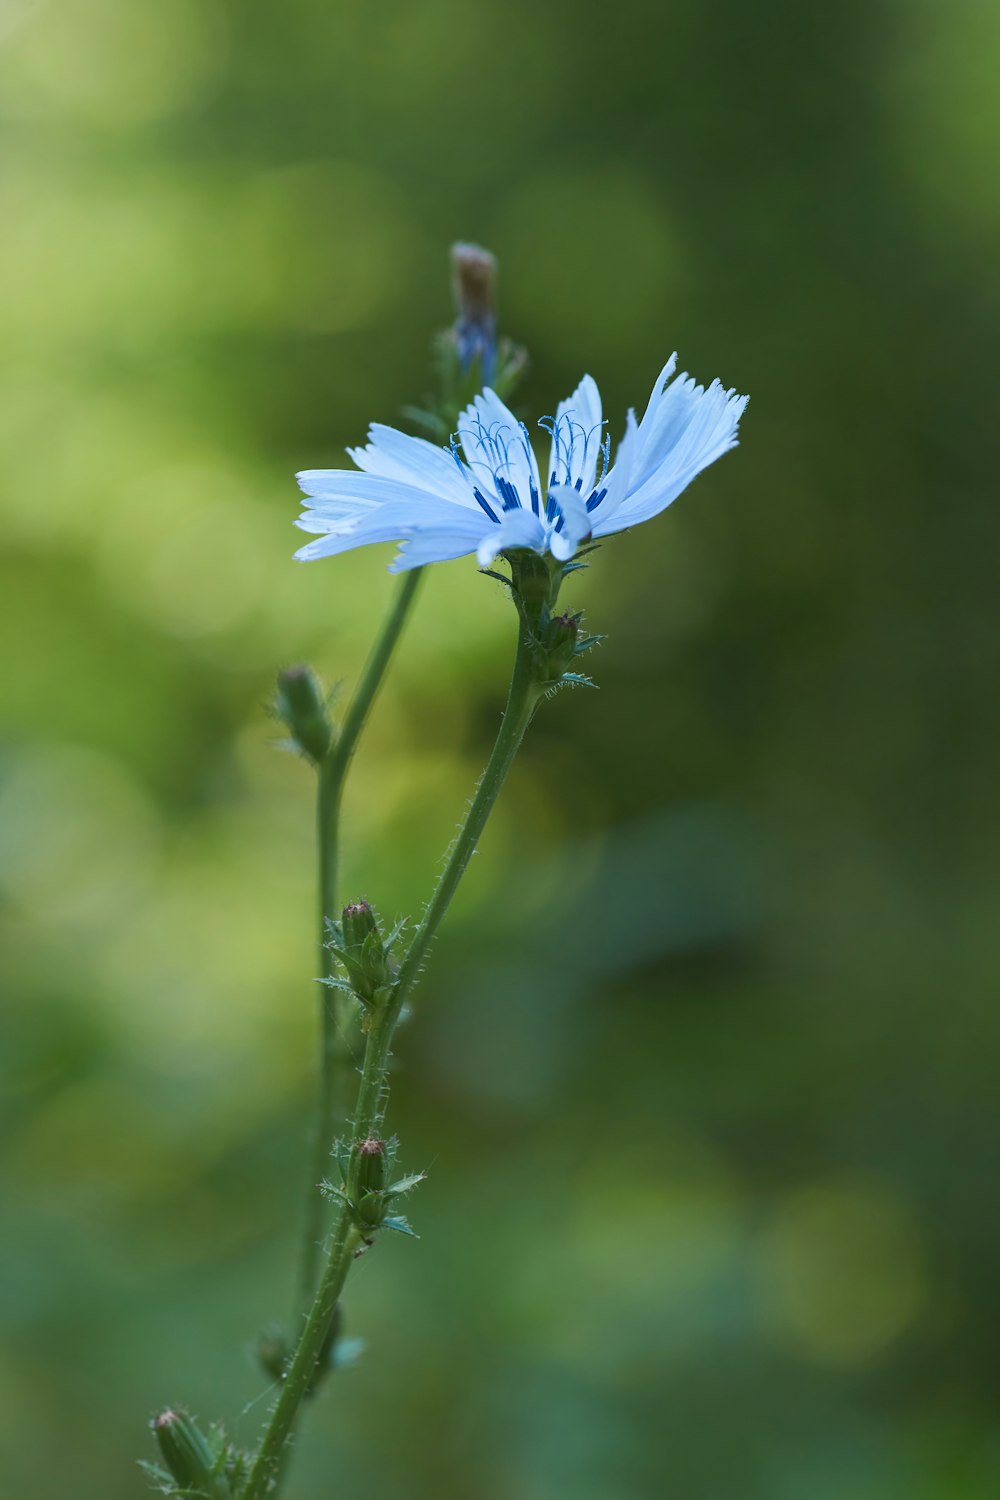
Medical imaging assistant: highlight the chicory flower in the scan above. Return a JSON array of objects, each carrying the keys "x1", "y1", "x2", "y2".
[{"x1": 294, "y1": 357, "x2": 747, "y2": 573}]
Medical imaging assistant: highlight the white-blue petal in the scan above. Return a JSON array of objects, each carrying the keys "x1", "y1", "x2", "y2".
[
  {"x1": 296, "y1": 470, "x2": 425, "y2": 504},
  {"x1": 294, "y1": 493, "x2": 492, "y2": 562},
  {"x1": 388, "y1": 520, "x2": 489, "y2": 572},
  {"x1": 458, "y1": 388, "x2": 541, "y2": 511},
  {"x1": 476, "y1": 509, "x2": 545, "y2": 567},
  {"x1": 632, "y1": 353, "x2": 679, "y2": 463},
  {"x1": 546, "y1": 374, "x2": 603, "y2": 492},
  {"x1": 546, "y1": 484, "x2": 593, "y2": 562},
  {"x1": 293, "y1": 514, "x2": 414, "y2": 562},
  {"x1": 349, "y1": 424, "x2": 477, "y2": 508},
  {"x1": 605, "y1": 381, "x2": 747, "y2": 531},
  {"x1": 587, "y1": 409, "x2": 639, "y2": 535}
]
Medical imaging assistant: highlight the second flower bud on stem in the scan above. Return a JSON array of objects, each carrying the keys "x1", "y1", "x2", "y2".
[{"x1": 326, "y1": 900, "x2": 401, "y2": 1011}]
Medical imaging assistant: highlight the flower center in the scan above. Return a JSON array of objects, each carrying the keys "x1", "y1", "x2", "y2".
[{"x1": 451, "y1": 409, "x2": 610, "y2": 532}]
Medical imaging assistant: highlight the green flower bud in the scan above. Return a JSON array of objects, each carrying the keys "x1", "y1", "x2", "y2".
[
  {"x1": 352, "y1": 1135, "x2": 387, "y2": 1196},
  {"x1": 151, "y1": 1409, "x2": 220, "y2": 1496},
  {"x1": 337, "y1": 903, "x2": 395, "y2": 1005},
  {"x1": 542, "y1": 611, "x2": 581, "y2": 676},
  {"x1": 342, "y1": 900, "x2": 378, "y2": 950},
  {"x1": 275, "y1": 665, "x2": 332, "y2": 764},
  {"x1": 347, "y1": 1136, "x2": 388, "y2": 1230}
]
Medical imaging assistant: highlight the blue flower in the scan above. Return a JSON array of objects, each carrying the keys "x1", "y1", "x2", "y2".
[{"x1": 294, "y1": 356, "x2": 748, "y2": 573}]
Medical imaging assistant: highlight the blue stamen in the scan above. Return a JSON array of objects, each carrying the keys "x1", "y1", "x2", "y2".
[
  {"x1": 473, "y1": 487, "x2": 500, "y2": 523},
  {"x1": 586, "y1": 486, "x2": 607, "y2": 513}
]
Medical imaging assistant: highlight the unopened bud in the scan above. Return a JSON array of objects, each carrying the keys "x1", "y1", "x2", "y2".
[
  {"x1": 540, "y1": 610, "x2": 581, "y2": 678},
  {"x1": 276, "y1": 665, "x2": 332, "y2": 763},
  {"x1": 151, "y1": 1408, "x2": 218, "y2": 1495},
  {"x1": 352, "y1": 1135, "x2": 387, "y2": 1197},
  {"x1": 346, "y1": 1136, "x2": 388, "y2": 1230},
  {"x1": 336, "y1": 902, "x2": 394, "y2": 1005},
  {"x1": 451, "y1": 241, "x2": 497, "y2": 382},
  {"x1": 342, "y1": 900, "x2": 378, "y2": 950}
]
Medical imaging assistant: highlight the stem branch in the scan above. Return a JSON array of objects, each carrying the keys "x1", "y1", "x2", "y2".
[
  {"x1": 249, "y1": 608, "x2": 543, "y2": 1500},
  {"x1": 299, "y1": 568, "x2": 423, "y2": 1307}
]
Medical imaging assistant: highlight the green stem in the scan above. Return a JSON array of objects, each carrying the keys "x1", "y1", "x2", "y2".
[
  {"x1": 390, "y1": 608, "x2": 543, "y2": 1025},
  {"x1": 299, "y1": 568, "x2": 423, "y2": 1309},
  {"x1": 245, "y1": 995, "x2": 400, "y2": 1500},
  {"x1": 248, "y1": 609, "x2": 544, "y2": 1500}
]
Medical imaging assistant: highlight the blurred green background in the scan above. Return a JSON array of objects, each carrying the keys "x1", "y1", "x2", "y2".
[{"x1": 2, "y1": 0, "x2": 998, "y2": 1496}]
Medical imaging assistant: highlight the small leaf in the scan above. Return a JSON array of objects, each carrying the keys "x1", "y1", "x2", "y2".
[
  {"x1": 385, "y1": 916, "x2": 409, "y2": 948},
  {"x1": 478, "y1": 567, "x2": 513, "y2": 589},
  {"x1": 381, "y1": 1214, "x2": 419, "y2": 1238},
  {"x1": 318, "y1": 976, "x2": 357, "y2": 997},
  {"x1": 320, "y1": 1176, "x2": 351, "y2": 1206},
  {"x1": 385, "y1": 1171, "x2": 427, "y2": 1198}
]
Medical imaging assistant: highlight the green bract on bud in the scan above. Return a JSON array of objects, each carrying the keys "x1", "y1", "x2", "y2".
[
  {"x1": 334, "y1": 901, "x2": 395, "y2": 1006},
  {"x1": 151, "y1": 1408, "x2": 220, "y2": 1496},
  {"x1": 275, "y1": 665, "x2": 332, "y2": 764}
]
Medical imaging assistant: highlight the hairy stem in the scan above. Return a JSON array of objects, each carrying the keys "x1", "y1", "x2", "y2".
[
  {"x1": 248, "y1": 609, "x2": 543, "y2": 1500},
  {"x1": 390, "y1": 608, "x2": 543, "y2": 1024},
  {"x1": 299, "y1": 568, "x2": 423, "y2": 1308}
]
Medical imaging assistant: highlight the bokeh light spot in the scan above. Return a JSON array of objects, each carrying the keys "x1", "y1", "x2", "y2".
[
  {"x1": 0, "y1": 744, "x2": 160, "y2": 930},
  {"x1": 95, "y1": 462, "x2": 278, "y2": 639},
  {"x1": 755, "y1": 1176, "x2": 929, "y2": 1367},
  {"x1": 499, "y1": 169, "x2": 682, "y2": 361},
  {"x1": 2, "y1": 0, "x2": 227, "y2": 127}
]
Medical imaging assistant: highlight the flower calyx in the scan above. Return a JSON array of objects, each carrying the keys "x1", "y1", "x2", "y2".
[{"x1": 322, "y1": 1134, "x2": 426, "y2": 1245}]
